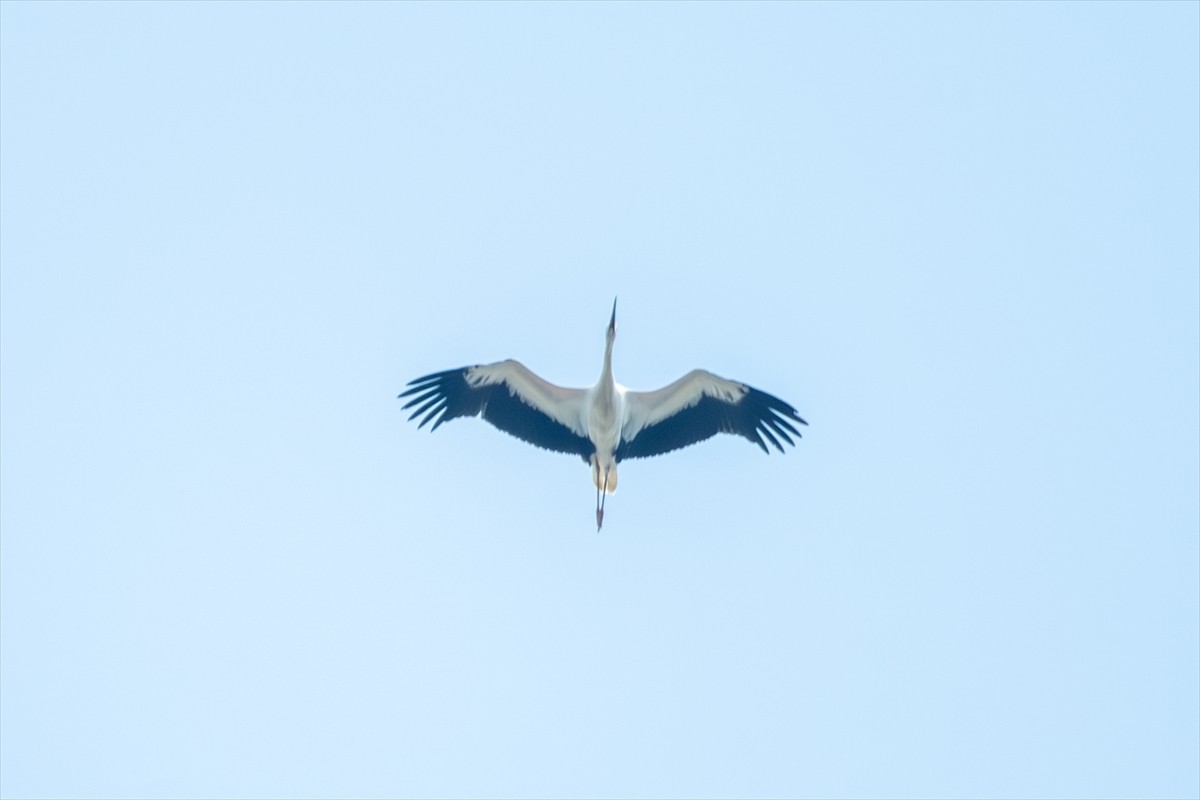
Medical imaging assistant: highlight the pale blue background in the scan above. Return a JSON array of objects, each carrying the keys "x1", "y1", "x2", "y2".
[{"x1": 2, "y1": 2, "x2": 1197, "y2": 798}]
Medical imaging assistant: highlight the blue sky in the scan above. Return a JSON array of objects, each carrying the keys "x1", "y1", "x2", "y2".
[{"x1": 1, "y1": 2, "x2": 1197, "y2": 798}]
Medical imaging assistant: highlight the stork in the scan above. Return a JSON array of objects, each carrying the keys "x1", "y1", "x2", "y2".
[{"x1": 399, "y1": 299, "x2": 807, "y2": 530}]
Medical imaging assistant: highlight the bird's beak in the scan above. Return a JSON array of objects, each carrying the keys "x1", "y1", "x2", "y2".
[{"x1": 608, "y1": 297, "x2": 617, "y2": 333}]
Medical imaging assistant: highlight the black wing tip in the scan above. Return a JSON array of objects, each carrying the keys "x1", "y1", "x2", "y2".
[
  {"x1": 399, "y1": 366, "x2": 474, "y2": 399},
  {"x1": 398, "y1": 367, "x2": 474, "y2": 429},
  {"x1": 400, "y1": 369, "x2": 451, "y2": 393},
  {"x1": 742, "y1": 385, "x2": 808, "y2": 452}
]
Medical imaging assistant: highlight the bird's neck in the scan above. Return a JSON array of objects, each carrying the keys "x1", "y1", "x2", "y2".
[{"x1": 596, "y1": 337, "x2": 617, "y2": 411}]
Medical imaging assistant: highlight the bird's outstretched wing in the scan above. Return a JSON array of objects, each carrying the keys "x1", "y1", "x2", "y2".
[
  {"x1": 399, "y1": 360, "x2": 594, "y2": 460},
  {"x1": 616, "y1": 369, "x2": 806, "y2": 460}
]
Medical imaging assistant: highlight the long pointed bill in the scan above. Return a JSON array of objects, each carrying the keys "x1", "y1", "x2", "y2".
[{"x1": 608, "y1": 297, "x2": 617, "y2": 334}]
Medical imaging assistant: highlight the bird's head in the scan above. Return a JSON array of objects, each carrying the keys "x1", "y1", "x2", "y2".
[{"x1": 606, "y1": 297, "x2": 618, "y2": 342}]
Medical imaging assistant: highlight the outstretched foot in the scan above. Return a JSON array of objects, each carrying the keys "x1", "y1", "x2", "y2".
[{"x1": 596, "y1": 507, "x2": 604, "y2": 532}]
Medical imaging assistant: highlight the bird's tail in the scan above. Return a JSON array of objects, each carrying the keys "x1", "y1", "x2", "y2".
[{"x1": 590, "y1": 457, "x2": 618, "y2": 494}]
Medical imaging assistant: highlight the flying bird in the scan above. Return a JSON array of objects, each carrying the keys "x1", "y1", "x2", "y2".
[{"x1": 399, "y1": 299, "x2": 807, "y2": 530}]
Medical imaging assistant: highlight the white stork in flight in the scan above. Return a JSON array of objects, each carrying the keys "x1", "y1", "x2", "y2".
[{"x1": 399, "y1": 299, "x2": 807, "y2": 530}]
